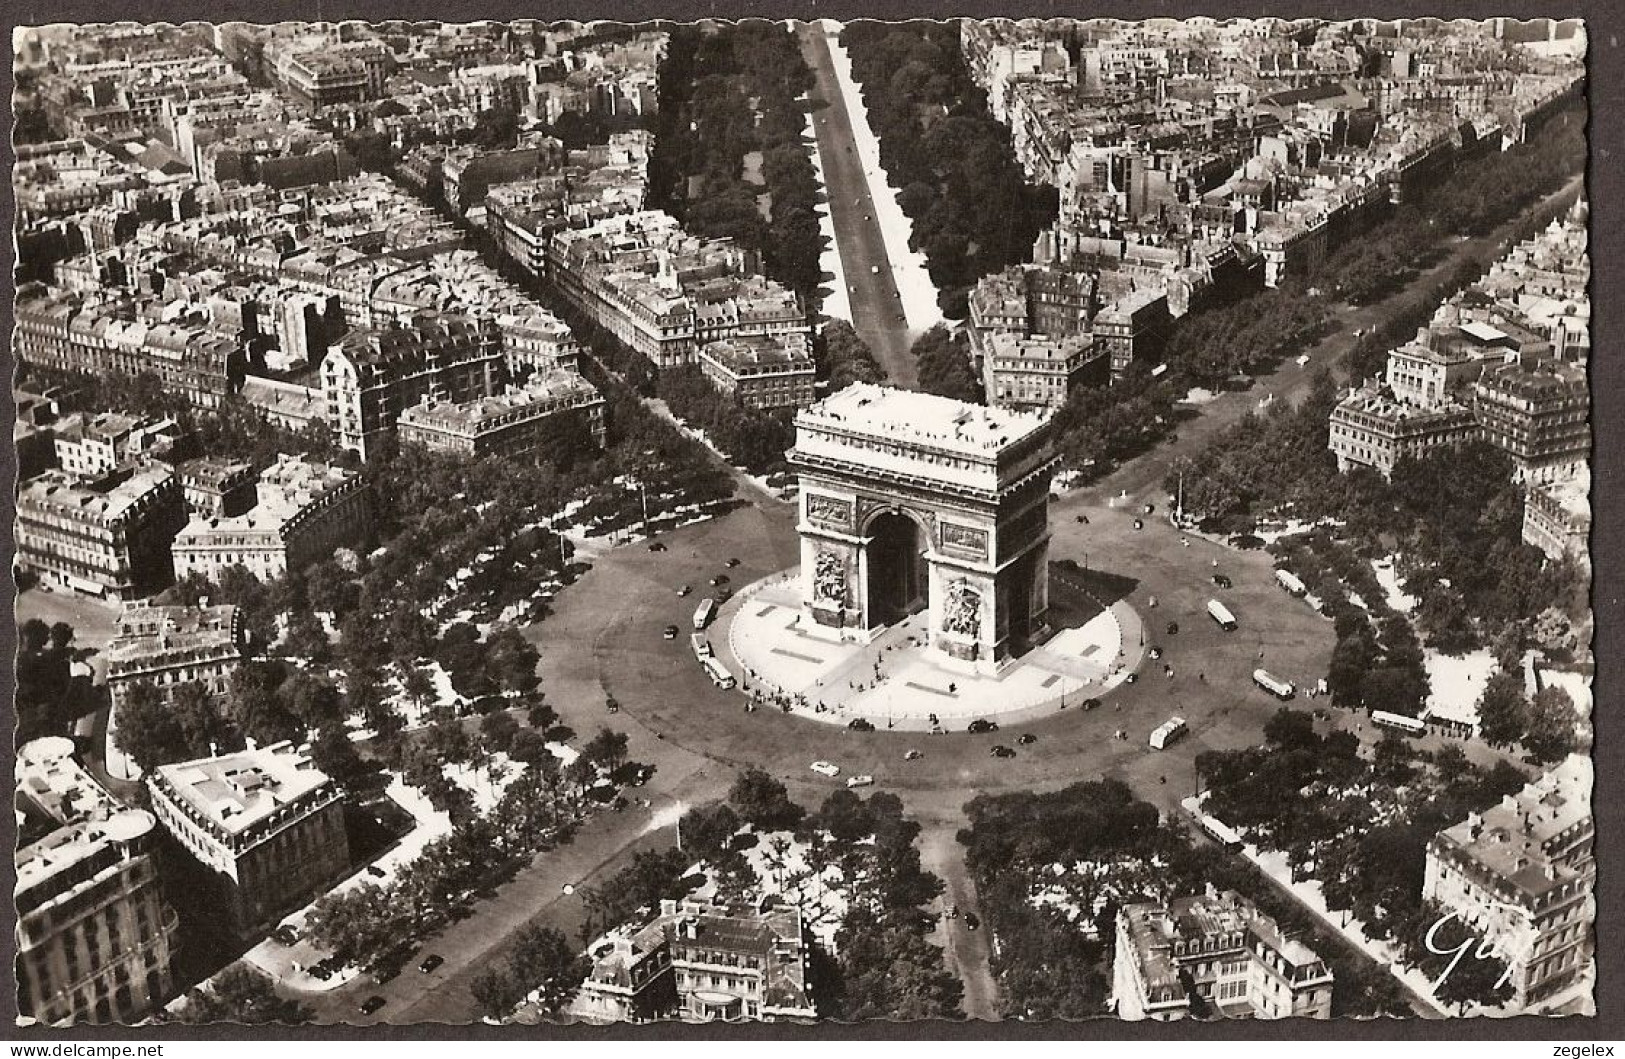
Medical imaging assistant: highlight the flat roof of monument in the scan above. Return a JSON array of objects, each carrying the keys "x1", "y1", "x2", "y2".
[{"x1": 797, "y1": 383, "x2": 1050, "y2": 456}]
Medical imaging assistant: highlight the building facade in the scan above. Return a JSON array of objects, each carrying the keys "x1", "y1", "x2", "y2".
[
  {"x1": 396, "y1": 372, "x2": 607, "y2": 461},
  {"x1": 16, "y1": 738, "x2": 180, "y2": 1025},
  {"x1": 146, "y1": 741, "x2": 351, "y2": 940},
  {"x1": 696, "y1": 334, "x2": 817, "y2": 410},
  {"x1": 574, "y1": 898, "x2": 816, "y2": 1023},
  {"x1": 105, "y1": 603, "x2": 247, "y2": 712},
  {"x1": 1113, "y1": 888, "x2": 1335, "y2": 1020},
  {"x1": 171, "y1": 454, "x2": 372, "y2": 583},
  {"x1": 14, "y1": 467, "x2": 187, "y2": 600},
  {"x1": 1327, "y1": 387, "x2": 1480, "y2": 479},
  {"x1": 1472, "y1": 360, "x2": 1589, "y2": 483},
  {"x1": 1422, "y1": 755, "x2": 1594, "y2": 1008}
]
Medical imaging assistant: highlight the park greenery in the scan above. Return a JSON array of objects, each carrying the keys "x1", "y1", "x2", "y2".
[
  {"x1": 15, "y1": 618, "x2": 80, "y2": 745},
  {"x1": 957, "y1": 777, "x2": 1415, "y2": 1018},
  {"x1": 175, "y1": 963, "x2": 311, "y2": 1025},
  {"x1": 655, "y1": 364, "x2": 797, "y2": 475},
  {"x1": 1197, "y1": 708, "x2": 1531, "y2": 1008},
  {"x1": 910, "y1": 325, "x2": 982, "y2": 404},
  {"x1": 816, "y1": 319, "x2": 888, "y2": 391},
  {"x1": 841, "y1": 21, "x2": 1058, "y2": 318},
  {"x1": 648, "y1": 22, "x2": 824, "y2": 308}
]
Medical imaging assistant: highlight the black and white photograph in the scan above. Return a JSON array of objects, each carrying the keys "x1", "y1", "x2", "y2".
[{"x1": 5, "y1": 9, "x2": 1605, "y2": 1041}]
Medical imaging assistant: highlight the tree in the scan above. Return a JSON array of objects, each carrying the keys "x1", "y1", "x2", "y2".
[
  {"x1": 113, "y1": 682, "x2": 189, "y2": 772},
  {"x1": 679, "y1": 803, "x2": 741, "y2": 862},
  {"x1": 582, "y1": 727, "x2": 629, "y2": 769},
  {"x1": 309, "y1": 724, "x2": 370, "y2": 790},
  {"x1": 469, "y1": 966, "x2": 525, "y2": 1021},
  {"x1": 728, "y1": 767, "x2": 804, "y2": 831},
  {"x1": 1476, "y1": 669, "x2": 1527, "y2": 748},
  {"x1": 178, "y1": 964, "x2": 311, "y2": 1024},
  {"x1": 505, "y1": 924, "x2": 584, "y2": 1015},
  {"x1": 481, "y1": 709, "x2": 521, "y2": 754},
  {"x1": 1524, "y1": 685, "x2": 1579, "y2": 764},
  {"x1": 484, "y1": 626, "x2": 540, "y2": 695}
]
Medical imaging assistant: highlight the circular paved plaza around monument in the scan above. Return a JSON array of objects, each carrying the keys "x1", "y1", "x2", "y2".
[{"x1": 723, "y1": 566, "x2": 1147, "y2": 731}]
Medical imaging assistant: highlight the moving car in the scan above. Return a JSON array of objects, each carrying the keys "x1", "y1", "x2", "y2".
[
  {"x1": 846, "y1": 774, "x2": 875, "y2": 789},
  {"x1": 964, "y1": 912, "x2": 981, "y2": 930},
  {"x1": 810, "y1": 761, "x2": 841, "y2": 778},
  {"x1": 725, "y1": 557, "x2": 741, "y2": 568},
  {"x1": 606, "y1": 696, "x2": 619, "y2": 714},
  {"x1": 1212, "y1": 573, "x2": 1233, "y2": 589},
  {"x1": 677, "y1": 584, "x2": 692, "y2": 597},
  {"x1": 904, "y1": 749, "x2": 923, "y2": 761},
  {"x1": 710, "y1": 574, "x2": 730, "y2": 587},
  {"x1": 359, "y1": 996, "x2": 387, "y2": 1016},
  {"x1": 419, "y1": 954, "x2": 444, "y2": 974},
  {"x1": 1016, "y1": 733, "x2": 1037, "y2": 746},
  {"x1": 662, "y1": 624, "x2": 679, "y2": 640},
  {"x1": 365, "y1": 865, "x2": 387, "y2": 879},
  {"x1": 647, "y1": 541, "x2": 666, "y2": 552},
  {"x1": 967, "y1": 719, "x2": 999, "y2": 734},
  {"x1": 1166, "y1": 621, "x2": 1179, "y2": 635},
  {"x1": 989, "y1": 745, "x2": 1015, "y2": 758},
  {"x1": 1080, "y1": 698, "x2": 1101, "y2": 711}
]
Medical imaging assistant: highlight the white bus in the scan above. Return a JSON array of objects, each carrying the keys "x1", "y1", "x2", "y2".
[
  {"x1": 1194, "y1": 811, "x2": 1243, "y2": 852},
  {"x1": 1207, "y1": 600, "x2": 1237, "y2": 631},
  {"x1": 692, "y1": 598, "x2": 717, "y2": 631},
  {"x1": 1275, "y1": 569, "x2": 1307, "y2": 597},
  {"x1": 700, "y1": 656, "x2": 736, "y2": 689},
  {"x1": 1372, "y1": 710, "x2": 1426, "y2": 737},
  {"x1": 690, "y1": 633, "x2": 713, "y2": 659},
  {"x1": 1150, "y1": 717, "x2": 1188, "y2": 750},
  {"x1": 1252, "y1": 669, "x2": 1296, "y2": 700}
]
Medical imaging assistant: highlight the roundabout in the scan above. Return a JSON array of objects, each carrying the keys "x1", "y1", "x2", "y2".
[{"x1": 722, "y1": 565, "x2": 1146, "y2": 731}]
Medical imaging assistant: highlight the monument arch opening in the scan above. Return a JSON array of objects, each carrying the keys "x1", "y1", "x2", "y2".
[{"x1": 865, "y1": 509, "x2": 928, "y2": 627}]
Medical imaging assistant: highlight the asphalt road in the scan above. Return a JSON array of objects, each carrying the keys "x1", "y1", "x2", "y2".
[{"x1": 797, "y1": 22, "x2": 918, "y2": 386}]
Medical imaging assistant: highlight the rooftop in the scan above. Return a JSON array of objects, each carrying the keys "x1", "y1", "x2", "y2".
[
  {"x1": 151, "y1": 741, "x2": 334, "y2": 839},
  {"x1": 797, "y1": 383, "x2": 1051, "y2": 457},
  {"x1": 1435, "y1": 754, "x2": 1593, "y2": 903},
  {"x1": 108, "y1": 603, "x2": 243, "y2": 670}
]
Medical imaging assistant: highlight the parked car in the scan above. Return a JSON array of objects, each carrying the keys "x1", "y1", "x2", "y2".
[
  {"x1": 419, "y1": 954, "x2": 444, "y2": 974},
  {"x1": 810, "y1": 761, "x2": 841, "y2": 778},
  {"x1": 606, "y1": 696, "x2": 619, "y2": 714},
  {"x1": 1016, "y1": 733, "x2": 1037, "y2": 746},
  {"x1": 647, "y1": 541, "x2": 666, "y2": 552},
  {"x1": 360, "y1": 996, "x2": 387, "y2": 1015},
  {"x1": 989, "y1": 745, "x2": 1015, "y2": 758},
  {"x1": 1212, "y1": 574, "x2": 1232, "y2": 589},
  {"x1": 631, "y1": 765, "x2": 653, "y2": 787},
  {"x1": 662, "y1": 624, "x2": 679, "y2": 640},
  {"x1": 967, "y1": 719, "x2": 999, "y2": 734},
  {"x1": 1081, "y1": 698, "x2": 1102, "y2": 711},
  {"x1": 271, "y1": 925, "x2": 299, "y2": 946},
  {"x1": 847, "y1": 718, "x2": 875, "y2": 732},
  {"x1": 677, "y1": 584, "x2": 692, "y2": 597},
  {"x1": 365, "y1": 865, "x2": 387, "y2": 879},
  {"x1": 964, "y1": 912, "x2": 981, "y2": 931},
  {"x1": 846, "y1": 774, "x2": 875, "y2": 789}
]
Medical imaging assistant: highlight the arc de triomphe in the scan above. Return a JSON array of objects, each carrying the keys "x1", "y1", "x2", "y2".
[{"x1": 786, "y1": 383, "x2": 1058, "y2": 675}]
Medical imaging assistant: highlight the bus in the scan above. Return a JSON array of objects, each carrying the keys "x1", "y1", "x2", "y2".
[
  {"x1": 1207, "y1": 600, "x2": 1237, "y2": 631},
  {"x1": 690, "y1": 633, "x2": 713, "y2": 660},
  {"x1": 692, "y1": 598, "x2": 717, "y2": 631},
  {"x1": 1275, "y1": 569, "x2": 1307, "y2": 597},
  {"x1": 1179, "y1": 797, "x2": 1243, "y2": 852},
  {"x1": 1150, "y1": 717, "x2": 1188, "y2": 750},
  {"x1": 1252, "y1": 669, "x2": 1296, "y2": 700},
  {"x1": 1372, "y1": 710, "x2": 1426, "y2": 737},
  {"x1": 700, "y1": 656, "x2": 736, "y2": 689}
]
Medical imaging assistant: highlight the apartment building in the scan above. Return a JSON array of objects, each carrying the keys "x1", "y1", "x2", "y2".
[
  {"x1": 396, "y1": 372, "x2": 607, "y2": 460},
  {"x1": 1113, "y1": 888, "x2": 1334, "y2": 1020},
  {"x1": 146, "y1": 741, "x2": 351, "y2": 940},
  {"x1": 16, "y1": 737, "x2": 180, "y2": 1025},
  {"x1": 1423, "y1": 755, "x2": 1594, "y2": 1007},
  {"x1": 14, "y1": 467, "x2": 187, "y2": 600},
  {"x1": 105, "y1": 603, "x2": 248, "y2": 712},
  {"x1": 696, "y1": 334, "x2": 817, "y2": 411},
  {"x1": 171, "y1": 454, "x2": 372, "y2": 583}
]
